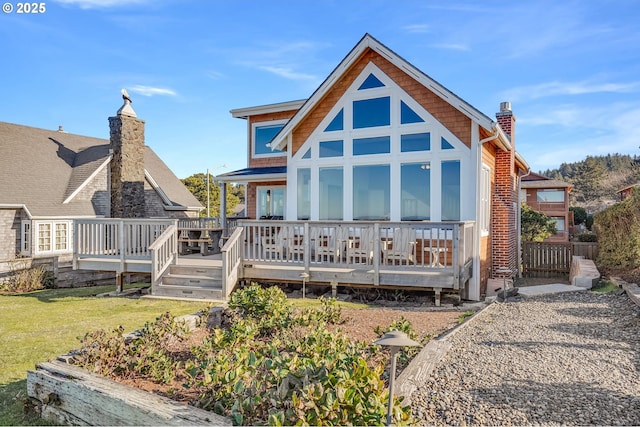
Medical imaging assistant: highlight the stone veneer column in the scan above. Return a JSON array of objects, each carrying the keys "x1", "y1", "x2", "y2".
[{"x1": 109, "y1": 99, "x2": 146, "y2": 218}]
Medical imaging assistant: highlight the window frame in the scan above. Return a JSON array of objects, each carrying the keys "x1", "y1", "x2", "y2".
[{"x1": 251, "y1": 120, "x2": 287, "y2": 159}]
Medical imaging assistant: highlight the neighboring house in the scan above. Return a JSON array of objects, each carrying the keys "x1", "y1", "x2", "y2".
[
  {"x1": 218, "y1": 34, "x2": 530, "y2": 300},
  {"x1": 520, "y1": 172, "x2": 573, "y2": 241},
  {"x1": 617, "y1": 183, "x2": 639, "y2": 201},
  {"x1": 0, "y1": 97, "x2": 202, "y2": 264}
]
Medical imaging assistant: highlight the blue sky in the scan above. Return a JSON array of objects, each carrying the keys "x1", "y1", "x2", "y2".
[{"x1": 2, "y1": 0, "x2": 639, "y2": 178}]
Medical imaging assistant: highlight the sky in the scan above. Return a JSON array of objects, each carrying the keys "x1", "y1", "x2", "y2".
[{"x1": 2, "y1": 0, "x2": 640, "y2": 179}]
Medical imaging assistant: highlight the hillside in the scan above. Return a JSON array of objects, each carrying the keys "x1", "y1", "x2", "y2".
[{"x1": 540, "y1": 154, "x2": 640, "y2": 213}]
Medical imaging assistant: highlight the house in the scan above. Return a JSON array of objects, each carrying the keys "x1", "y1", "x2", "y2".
[
  {"x1": 216, "y1": 34, "x2": 530, "y2": 301},
  {"x1": 617, "y1": 183, "x2": 639, "y2": 201},
  {"x1": 520, "y1": 172, "x2": 573, "y2": 241},
  {"x1": 0, "y1": 95, "x2": 202, "y2": 270}
]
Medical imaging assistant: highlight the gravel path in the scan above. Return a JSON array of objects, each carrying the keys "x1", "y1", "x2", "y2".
[{"x1": 411, "y1": 291, "x2": 640, "y2": 426}]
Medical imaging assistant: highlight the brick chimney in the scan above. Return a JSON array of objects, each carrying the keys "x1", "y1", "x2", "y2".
[
  {"x1": 109, "y1": 90, "x2": 146, "y2": 218},
  {"x1": 492, "y1": 101, "x2": 518, "y2": 278}
]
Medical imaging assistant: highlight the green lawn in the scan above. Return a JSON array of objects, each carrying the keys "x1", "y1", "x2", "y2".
[{"x1": 0, "y1": 284, "x2": 212, "y2": 426}]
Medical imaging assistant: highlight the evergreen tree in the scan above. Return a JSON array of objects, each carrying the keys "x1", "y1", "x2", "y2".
[
  {"x1": 181, "y1": 173, "x2": 239, "y2": 218},
  {"x1": 521, "y1": 203, "x2": 557, "y2": 242}
]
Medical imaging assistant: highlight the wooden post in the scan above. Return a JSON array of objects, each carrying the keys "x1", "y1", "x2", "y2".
[
  {"x1": 116, "y1": 272, "x2": 123, "y2": 294},
  {"x1": 433, "y1": 287, "x2": 442, "y2": 307},
  {"x1": 331, "y1": 281, "x2": 337, "y2": 298}
]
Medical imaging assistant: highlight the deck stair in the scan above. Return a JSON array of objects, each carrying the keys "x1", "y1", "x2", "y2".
[{"x1": 153, "y1": 264, "x2": 224, "y2": 301}]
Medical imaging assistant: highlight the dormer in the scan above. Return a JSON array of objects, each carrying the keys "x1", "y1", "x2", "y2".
[{"x1": 231, "y1": 100, "x2": 305, "y2": 168}]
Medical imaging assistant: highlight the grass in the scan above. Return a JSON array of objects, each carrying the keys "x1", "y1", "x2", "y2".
[
  {"x1": 591, "y1": 279, "x2": 620, "y2": 293},
  {"x1": 0, "y1": 284, "x2": 212, "y2": 426}
]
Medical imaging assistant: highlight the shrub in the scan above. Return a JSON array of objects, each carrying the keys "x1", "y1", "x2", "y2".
[
  {"x1": 594, "y1": 188, "x2": 640, "y2": 270},
  {"x1": 575, "y1": 233, "x2": 597, "y2": 242},
  {"x1": 0, "y1": 264, "x2": 53, "y2": 293}
]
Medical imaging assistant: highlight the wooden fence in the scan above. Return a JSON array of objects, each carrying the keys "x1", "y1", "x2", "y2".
[{"x1": 521, "y1": 241, "x2": 599, "y2": 277}]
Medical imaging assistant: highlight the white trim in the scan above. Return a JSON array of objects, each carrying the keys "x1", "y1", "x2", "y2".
[
  {"x1": 252, "y1": 120, "x2": 288, "y2": 159},
  {"x1": 271, "y1": 34, "x2": 495, "y2": 152},
  {"x1": 231, "y1": 99, "x2": 306, "y2": 119},
  {"x1": 0, "y1": 204, "x2": 33, "y2": 219},
  {"x1": 144, "y1": 169, "x2": 173, "y2": 206},
  {"x1": 286, "y1": 62, "x2": 472, "y2": 222},
  {"x1": 63, "y1": 155, "x2": 111, "y2": 204}
]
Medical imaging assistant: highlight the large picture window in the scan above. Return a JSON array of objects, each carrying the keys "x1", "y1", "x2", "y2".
[
  {"x1": 353, "y1": 165, "x2": 390, "y2": 220},
  {"x1": 297, "y1": 168, "x2": 311, "y2": 220},
  {"x1": 442, "y1": 160, "x2": 461, "y2": 221},
  {"x1": 319, "y1": 168, "x2": 343, "y2": 220},
  {"x1": 401, "y1": 163, "x2": 430, "y2": 220},
  {"x1": 537, "y1": 189, "x2": 564, "y2": 203},
  {"x1": 353, "y1": 97, "x2": 390, "y2": 129}
]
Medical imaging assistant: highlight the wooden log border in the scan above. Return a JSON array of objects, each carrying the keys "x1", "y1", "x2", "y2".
[{"x1": 26, "y1": 307, "x2": 231, "y2": 426}]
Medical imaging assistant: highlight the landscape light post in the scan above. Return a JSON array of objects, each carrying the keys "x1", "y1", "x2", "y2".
[{"x1": 373, "y1": 331, "x2": 420, "y2": 426}]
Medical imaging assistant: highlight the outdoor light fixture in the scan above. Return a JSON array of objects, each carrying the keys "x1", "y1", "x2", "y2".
[
  {"x1": 299, "y1": 272, "x2": 309, "y2": 298},
  {"x1": 373, "y1": 330, "x2": 421, "y2": 426}
]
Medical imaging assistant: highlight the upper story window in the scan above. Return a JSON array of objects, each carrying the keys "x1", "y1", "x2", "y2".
[
  {"x1": 253, "y1": 121, "x2": 285, "y2": 157},
  {"x1": 537, "y1": 189, "x2": 564, "y2": 203},
  {"x1": 353, "y1": 97, "x2": 391, "y2": 129}
]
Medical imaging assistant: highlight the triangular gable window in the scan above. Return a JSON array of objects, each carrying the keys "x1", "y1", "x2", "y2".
[
  {"x1": 358, "y1": 73, "x2": 385, "y2": 90},
  {"x1": 301, "y1": 148, "x2": 311, "y2": 159},
  {"x1": 324, "y1": 109, "x2": 344, "y2": 132},
  {"x1": 400, "y1": 101, "x2": 424, "y2": 124},
  {"x1": 441, "y1": 137, "x2": 454, "y2": 150}
]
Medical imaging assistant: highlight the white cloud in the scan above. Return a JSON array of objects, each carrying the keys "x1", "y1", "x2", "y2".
[
  {"x1": 430, "y1": 43, "x2": 470, "y2": 52},
  {"x1": 257, "y1": 66, "x2": 316, "y2": 81},
  {"x1": 129, "y1": 85, "x2": 177, "y2": 97},
  {"x1": 53, "y1": 0, "x2": 150, "y2": 8},
  {"x1": 403, "y1": 24, "x2": 430, "y2": 34},
  {"x1": 503, "y1": 80, "x2": 640, "y2": 102}
]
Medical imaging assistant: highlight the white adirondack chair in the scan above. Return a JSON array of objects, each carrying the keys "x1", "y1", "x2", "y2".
[{"x1": 382, "y1": 228, "x2": 416, "y2": 265}]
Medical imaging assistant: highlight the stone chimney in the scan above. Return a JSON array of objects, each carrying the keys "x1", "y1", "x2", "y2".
[
  {"x1": 492, "y1": 101, "x2": 518, "y2": 279},
  {"x1": 109, "y1": 90, "x2": 146, "y2": 218}
]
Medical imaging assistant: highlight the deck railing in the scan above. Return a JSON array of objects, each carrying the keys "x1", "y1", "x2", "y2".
[
  {"x1": 177, "y1": 217, "x2": 220, "y2": 230},
  {"x1": 74, "y1": 219, "x2": 175, "y2": 269},
  {"x1": 238, "y1": 220, "x2": 474, "y2": 286},
  {"x1": 149, "y1": 224, "x2": 178, "y2": 291},
  {"x1": 221, "y1": 226, "x2": 244, "y2": 299}
]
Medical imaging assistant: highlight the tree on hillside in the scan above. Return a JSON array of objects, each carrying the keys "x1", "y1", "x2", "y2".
[
  {"x1": 181, "y1": 173, "x2": 239, "y2": 218},
  {"x1": 571, "y1": 156, "x2": 606, "y2": 204},
  {"x1": 521, "y1": 203, "x2": 557, "y2": 242}
]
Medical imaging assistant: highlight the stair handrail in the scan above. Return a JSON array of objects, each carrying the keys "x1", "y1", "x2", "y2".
[
  {"x1": 149, "y1": 222, "x2": 178, "y2": 293},
  {"x1": 221, "y1": 226, "x2": 244, "y2": 299}
]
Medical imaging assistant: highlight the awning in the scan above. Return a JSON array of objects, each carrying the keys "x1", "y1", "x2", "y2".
[{"x1": 216, "y1": 166, "x2": 287, "y2": 183}]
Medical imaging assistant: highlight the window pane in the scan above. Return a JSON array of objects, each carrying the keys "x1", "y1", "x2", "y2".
[
  {"x1": 353, "y1": 165, "x2": 390, "y2": 220},
  {"x1": 353, "y1": 97, "x2": 390, "y2": 129},
  {"x1": 319, "y1": 168, "x2": 343, "y2": 220},
  {"x1": 442, "y1": 160, "x2": 460, "y2": 220},
  {"x1": 319, "y1": 140, "x2": 343, "y2": 158},
  {"x1": 552, "y1": 217, "x2": 566, "y2": 231},
  {"x1": 297, "y1": 168, "x2": 311, "y2": 220},
  {"x1": 480, "y1": 166, "x2": 491, "y2": 233},
  {"x1": 257, "y1": 187, "x2": 285, "y2": 218},
  {"x1": 401, "y1": 163, "x2": 430, "y2": 220},
  {"x1": 401, "y1": 132, "x2": 430, "y2": 152},
  {"x1": 358, "y1": 73, "x2": 385, "y2": 90},
  {"x1": 537, "y1": 190, "x2": 564, "y2": 202},
  {"x1": 55, "y1": 223, "x2": 67, "y2": 250},
  {"x1": 38, "y1": 223, "x2": 51, "y2": 252},
  {"x1": 441, "y1": 137, "x2": 454, "y2": 150},
  {"x1": 400, "y1": 101, "x2": 424, "y2": 124},
  {"x1": 353, "y1": 136, "x2": 390, "y2": 156},
  {"x1": 324, "y1": 109, "x2": 344, "y2": 132},
  {"x1": 301, "y1": 148, "x2": 311, "y2": 159},
  {"x1": 255, "y1": 124, "x2": 284, "y2": 156}
]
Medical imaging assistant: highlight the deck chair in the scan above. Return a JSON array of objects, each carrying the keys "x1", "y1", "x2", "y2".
[
  {"x1": 283, "y1": 225, "x2": 305, "y2": 261},
  {"x1": 382, "y1": 228, "x2": 416, "y2": 265},
  {"x1": 348, "y1": 227, "x2": 375, "y2": 264},
  {"x1": 261, "y1": 227, "x2": 284, "y2": 260}
]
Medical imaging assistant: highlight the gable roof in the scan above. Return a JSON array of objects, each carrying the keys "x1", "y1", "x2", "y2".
[
  {"x1": 0, "y1": 121, "x2": 201, "y2": 217},
  {"x1": 270, "y1": 33, "x2": 496, "y2": 152}
]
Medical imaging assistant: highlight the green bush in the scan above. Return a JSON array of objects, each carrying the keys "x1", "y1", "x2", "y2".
[
  {"x1": 575, "y1": 233, "x2": 597, "y2": 242},
  {"x1": 594, "y1": 188, "x2": 640, "y2": 270}
]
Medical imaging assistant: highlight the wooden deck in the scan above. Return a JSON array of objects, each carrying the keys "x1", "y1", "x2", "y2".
[{"x1": 72, "y1": 219, "x2": 475, "y2": 300}]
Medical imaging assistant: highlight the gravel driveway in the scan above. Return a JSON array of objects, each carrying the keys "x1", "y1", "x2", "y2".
[{"x1": 410, "y1": 291, "x2": 640, "y2": 426}]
